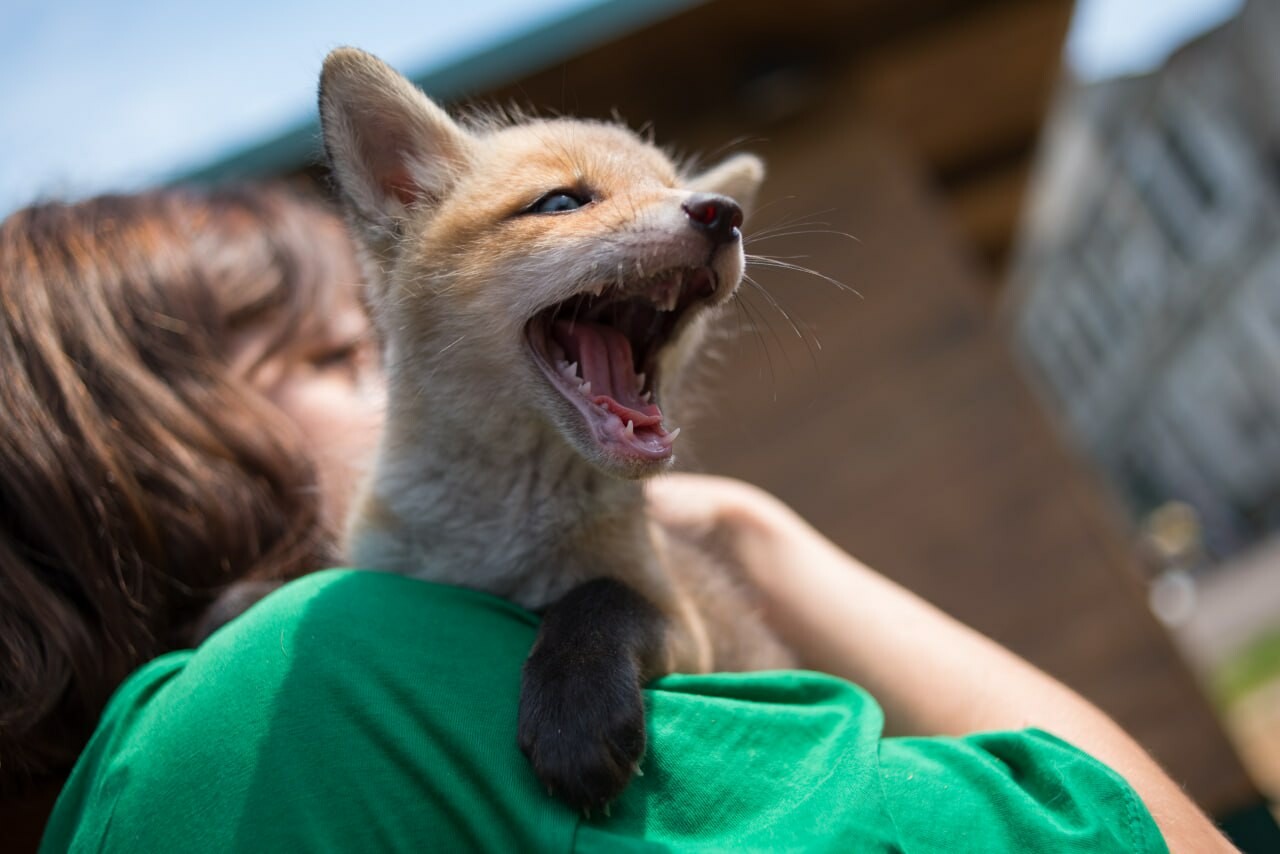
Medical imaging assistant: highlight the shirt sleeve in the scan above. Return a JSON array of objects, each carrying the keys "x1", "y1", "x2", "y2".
[{"x1": 877, "y1": 728, "x2": 1168, "y2": 854}]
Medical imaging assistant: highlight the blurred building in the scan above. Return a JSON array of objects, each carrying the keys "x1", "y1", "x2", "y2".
[{"x1": 1009, "y1": 0, "x2": 1280, "y2": 559}]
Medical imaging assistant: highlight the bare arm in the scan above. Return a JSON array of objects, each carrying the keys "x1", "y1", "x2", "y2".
[{"x1": 648, "y1": 473, "x2": 1236, "y2": 853}]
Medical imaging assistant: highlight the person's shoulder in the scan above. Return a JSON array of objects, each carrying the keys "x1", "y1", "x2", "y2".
[
  {"x1": 175, "y1": 569, "x2": 542, "y2": 700},
  {"x1": 42, "y1": 569, "x2": 573, "y2": 853},
  {"x1": 243, "y1": 568, "x2": 538, "y2": 635}
]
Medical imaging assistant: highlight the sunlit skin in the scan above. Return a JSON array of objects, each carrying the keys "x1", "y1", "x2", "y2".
[{"x1": 234, "y1": 285, "x2": 385, "y2": 535}]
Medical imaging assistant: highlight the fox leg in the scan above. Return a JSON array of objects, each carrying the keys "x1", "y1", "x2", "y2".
[{"x1": 517, "y1": 578, "x2": 668, "y2": 812}]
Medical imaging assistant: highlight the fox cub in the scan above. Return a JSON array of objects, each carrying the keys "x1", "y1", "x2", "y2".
[{"x1": 319, "y1": 47, "x2": 793, "y2": 810}]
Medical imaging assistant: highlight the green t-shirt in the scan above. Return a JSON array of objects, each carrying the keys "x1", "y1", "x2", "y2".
[{"x1": 42, "y1": 569, "x2": 1165, "y2": 853}]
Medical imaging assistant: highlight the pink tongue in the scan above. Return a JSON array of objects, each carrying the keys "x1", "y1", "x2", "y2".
[{"x1": 552, "y1": 320, "x2": 662, "y2": 424}]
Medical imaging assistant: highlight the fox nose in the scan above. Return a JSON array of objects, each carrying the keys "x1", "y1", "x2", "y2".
[{"x1": 682, "y1": 194, "x2": 743, "y2": 246}]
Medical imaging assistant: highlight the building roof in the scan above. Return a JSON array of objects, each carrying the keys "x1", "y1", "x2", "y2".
[{"x1": 179, "y1": 0, "x2": 698, "y2": 184}]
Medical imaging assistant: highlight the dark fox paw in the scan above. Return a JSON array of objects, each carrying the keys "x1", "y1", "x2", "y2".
[{"x1": 517, "y1": 647, "x2": 647, "y2": 813}]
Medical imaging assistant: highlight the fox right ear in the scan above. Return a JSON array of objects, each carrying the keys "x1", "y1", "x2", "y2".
[{"x1": 319, "y1": 47, "x2": 474, "y2": 233}]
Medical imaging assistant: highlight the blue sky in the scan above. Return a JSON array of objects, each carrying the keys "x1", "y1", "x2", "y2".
[
  {"x1": 0, "y1": 0, "x2": 1246, "y2": 217},
  {"x1": 1066, "y1": 0, "x2": 1243, "y2": 81},
  {"x1": 0, "y1": 0, "x2": 608, "y2": 215}
]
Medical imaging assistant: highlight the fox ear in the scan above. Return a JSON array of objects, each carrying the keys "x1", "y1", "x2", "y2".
[
  {"x1": 685, "y1": 153, "x2": 765, "y2": 218},
  {"x1": 319, "y1": 47, "x2": 474, "y2": 233}
]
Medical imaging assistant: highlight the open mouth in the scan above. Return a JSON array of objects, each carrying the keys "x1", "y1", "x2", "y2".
[{"x1": 525, "y1": 266, "x2": 718, "y2": 464}]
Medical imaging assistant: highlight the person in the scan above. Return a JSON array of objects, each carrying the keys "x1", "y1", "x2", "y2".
[
  {"x1": 0, "y1": 187, "x2": 1232, "y2": 852},
  {"x1": 0, "y1": 185, "x2": 382, "y2": 844}
]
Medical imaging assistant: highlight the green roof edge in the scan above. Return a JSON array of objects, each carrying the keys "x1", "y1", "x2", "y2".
[{"x1": 176, "y1": 0, "x2": 700, "y2": 185}]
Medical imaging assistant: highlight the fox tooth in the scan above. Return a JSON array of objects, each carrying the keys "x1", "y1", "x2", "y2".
[
  {"x1": 635, "y1": 372, "x2": 646, "y2": 389},
  {"x1": 563, "y1": 361, "x2": 578, "y2": 378},
  {"x1": 640, "y1": 390, "x2": 651, "y2": 403},
  {"x1": 590, "y1": 283, "x2": 604, "y2": 297},
  {"x1": 580, "y1": 381, "x2": 592, "y2": 396},
  {"x1": 625, "y1": 420, "x2": 635, "y2": 438},
  {"x1": 664, "y1": 286, "x2": 681, "y2": 311},
  {"x1": 667, "y1": 427, "x2": 682, "y2": 441}
]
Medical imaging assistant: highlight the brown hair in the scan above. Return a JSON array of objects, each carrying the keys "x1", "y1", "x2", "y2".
[{"x1": 0, "y1": 184, "x2": 356, "y2": 793}]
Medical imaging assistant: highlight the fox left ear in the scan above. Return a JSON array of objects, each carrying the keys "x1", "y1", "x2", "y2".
[
  {"x1": 685, "y1": 153, "x2": 765, "y2": 219},
  {"x1": 319, "y1": 47, "x2": 475, "y2": 238}
]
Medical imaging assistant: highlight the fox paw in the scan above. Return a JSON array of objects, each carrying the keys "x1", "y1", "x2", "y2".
[{"x1": 517, "y1": 647, "x2": 646, "y2": 813}]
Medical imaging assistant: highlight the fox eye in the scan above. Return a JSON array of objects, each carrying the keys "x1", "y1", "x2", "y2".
[{"x1": 528, "y1": 191, "x2": 590, "y2": 214}]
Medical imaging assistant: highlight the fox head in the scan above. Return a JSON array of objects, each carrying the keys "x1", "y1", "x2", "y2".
[{"x1": 319, "y1": 47, "x2": 763, "y2": 479}]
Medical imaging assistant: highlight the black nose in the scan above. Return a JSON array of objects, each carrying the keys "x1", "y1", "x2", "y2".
[{"x1": 682, "y1": 193, "x2": 743, "y2": 246}]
